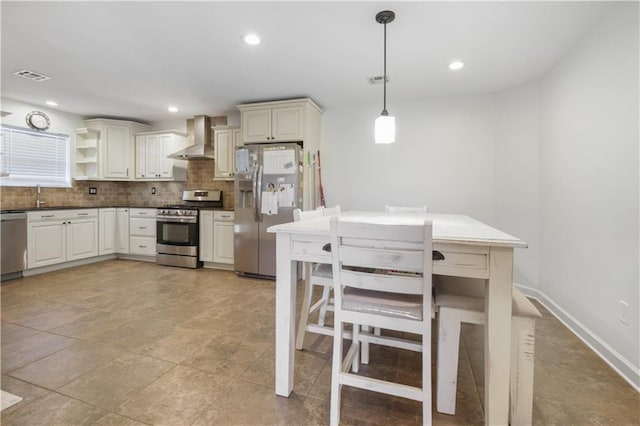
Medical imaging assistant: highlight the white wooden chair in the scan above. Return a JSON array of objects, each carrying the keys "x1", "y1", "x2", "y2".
[
  {"x1": 329, "y1": 217, "x2": 433, "y2": 426},
  {"x1": 435, "y1": 286, "x2": 541, "y2": 425},
  {"x1": 361, "y1": 204, "x2": 428, "y2": 364},
  {"x1": 294, "y1": 206, "x2": 340, "y2": 350},
  {"x1": 321, "y1": 205, "x2": 341, "y2": 216},
  {"x1": 385, "y1": 205, "x2": 428, "y2": 214}
]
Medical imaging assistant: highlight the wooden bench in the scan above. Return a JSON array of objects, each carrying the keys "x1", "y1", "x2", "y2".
[{"x1": 435, "y1": 287, "x2": 541, "y2": 425}]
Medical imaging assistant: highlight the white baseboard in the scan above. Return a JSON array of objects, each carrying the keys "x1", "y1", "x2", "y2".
[
  {"x1": 23, "y1": 254, "x2": 117, "y2": 277},
  {"x1": 514, "y1": 283, "x2": 640, "y2": 392}
]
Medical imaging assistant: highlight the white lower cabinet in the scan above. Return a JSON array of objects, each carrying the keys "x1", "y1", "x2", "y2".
[
  {"x1": 213, "y1": 211, "x2": 234, "y2": 264},
  {"x1": 27, "y1": 209, "x2": 98, "y2": 269},
  {"x1": 99, "y1": 208, "x2": 116, "y2": 255},
  {"x1": 199, "y1": 210, "x2": 234, "y2": 266},
  {"x1": 27, "y1": 220, "x2": 67, "y2": 268},
  {"x1": 129, "y1": 208, "x2": 156, "y2": 256},
  {"x1": 116, "y1": 208, "x2": 130, "y2": 253},
  {"x1": 67, "y1": 218, "x2": 99, "y2": 261},
  {"x1": 199, "y1": 210, "x2": 214, "y2": 262}
]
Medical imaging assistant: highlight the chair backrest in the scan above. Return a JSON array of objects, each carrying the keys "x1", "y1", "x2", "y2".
[
  {"x1": 385, "y1": 205, "x2": 428, "y2": 214},
  {"x1": 293, "y1": 207, "x2": 324, "y2": 222},
  {"x1": 330, "y1": 217, "x2": 433, "y2": 317},
  {"x1": 321, "y1": 205, "x2": 342, "y2": 216}
]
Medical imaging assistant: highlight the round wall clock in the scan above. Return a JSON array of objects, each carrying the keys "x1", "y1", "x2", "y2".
[{"x1": 26, "y1": 111, "x2": 50, "y2": 131}]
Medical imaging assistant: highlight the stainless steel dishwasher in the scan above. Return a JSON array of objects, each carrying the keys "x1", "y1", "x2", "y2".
[{"x1": 1, "y1": 211, "x2": 27, "y2": 281}]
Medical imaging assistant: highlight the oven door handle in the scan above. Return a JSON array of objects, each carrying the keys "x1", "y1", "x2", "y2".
[{"x1": 157, "y1": 216, "x2": 197, "y2": 224}]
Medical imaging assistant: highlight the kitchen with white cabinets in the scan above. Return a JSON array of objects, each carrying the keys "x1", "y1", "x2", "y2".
[{"x1": 0, "y1": 2, "x2": 637, "y2": 425}]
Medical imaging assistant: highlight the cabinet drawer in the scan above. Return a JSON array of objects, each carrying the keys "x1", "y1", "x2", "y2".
[
  {"x1": 433, "y1": 243, "x2": 489, "y2": 279},
  {"x1": 130, "y1": 218, "x2": 156, "y2": 237},
  {"x1": 28, "y1": 208, "x2": 98, "y2": 222},
  {"x1": 129, "y1": 236, "x2": 156, "y2": 256},
  {"x1": 129, "y1": 208, "x2": 157, "y2": 218},
  {"x1": 28, "y1": 211, "x2": 63, "y2": 222},
  {"x1": 213, "y1": 211, "x2": 234, "y2": 222},
  {"x1": 291, "y1": 236, "x2": 331, "y2": 263},
  {"x1": 67, "y1": 209, "x2": 98, "y2": 219}
]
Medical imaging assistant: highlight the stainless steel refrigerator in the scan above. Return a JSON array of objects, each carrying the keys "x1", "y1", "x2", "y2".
[{"x1": 234, "y1": 142, "x2": 303, "y2": 278}]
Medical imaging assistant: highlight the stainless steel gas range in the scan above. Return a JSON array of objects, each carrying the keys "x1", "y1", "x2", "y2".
[{"x1": 156, "y1": 190, "x2": 222, "y2": 268}]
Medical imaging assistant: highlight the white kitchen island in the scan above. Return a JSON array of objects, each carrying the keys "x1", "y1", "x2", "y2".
[{"x1": 267, "y1": 212, "x2": 527, "y2": 425}]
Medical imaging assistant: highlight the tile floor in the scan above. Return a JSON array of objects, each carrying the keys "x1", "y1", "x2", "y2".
[{"x1": 1, "y1": 260, "x2": 638, "y2": 425}]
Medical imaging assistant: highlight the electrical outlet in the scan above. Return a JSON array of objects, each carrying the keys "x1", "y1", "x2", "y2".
[
  {"x1": 89, "y1": 187, "x2": 97, "y2": 195},
  {"x1": 151, "y1": 187, "x2": 156, "y2": 195},
  {"x1": 619, "y1": 300, "x2": 629, "y2": 325}
]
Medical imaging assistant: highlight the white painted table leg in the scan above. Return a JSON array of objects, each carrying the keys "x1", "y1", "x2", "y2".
[
  {"x1": 484, "y1": 246, "x2": 514, "y2": 425},
  {"x1": 275, "y1": 232, "x2": 296, "y2": 396}
]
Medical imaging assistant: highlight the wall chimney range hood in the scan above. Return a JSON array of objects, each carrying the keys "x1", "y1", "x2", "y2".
[{"x1": 168, "y1": 115, "x2": 215, "y2": 160}]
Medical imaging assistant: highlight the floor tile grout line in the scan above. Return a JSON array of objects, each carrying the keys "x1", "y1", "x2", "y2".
[{"x1": 1, "y1": 374, "x2": 154, "y2": 426}]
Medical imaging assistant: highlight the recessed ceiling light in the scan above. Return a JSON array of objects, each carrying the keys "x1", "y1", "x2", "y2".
[
  {"x1": 243, "y1": 33, "x2": 261, "y2": 45},
  {"x1": 168, "y1": 106, "x2": 178, "y2": 113},
  {"x1": 45, "y1": 100, "x2": 58, "y2": 106},
  {"x1": 449, "y1": 60, "x2": 465, "y2": 71}
]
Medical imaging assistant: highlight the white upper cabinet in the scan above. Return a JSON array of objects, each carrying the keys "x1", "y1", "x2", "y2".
[
  {"x1": 135, "y1": 130, "x2": 188, "y2": 181},
  {"x1": 103, "y1": 125, "x2": 131, "y2": 179},
  {"x1": 271, "y1": 107, "x2": 303, "y2": 141},
  {"x1": 214, "y1": 127, "x2": 243, "y2": 180},
  {"x1": 237, "y1": 98, "x2": 322, "y2": 211},
  {"x1": 81, "y1": 119, "x2": 150, "y2": 181},
  {"x1": 238, "y1": 99, "x2": 321, "y2": 144}
]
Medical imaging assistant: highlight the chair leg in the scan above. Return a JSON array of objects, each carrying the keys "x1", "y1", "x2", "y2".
[
  {"x1": 360, "y1": 326, "x2": 381, "y2": 365},
  {"x1": 352, "y1": 324, "x2": 360, "y2": 373},
  {"x1": 510, "y1": 317, "x2": 536, "y2": 426},
  {"x1": 423, "y1": 309, "x2": 432, "y2": 425},
  {"x1": 437, "y1": 307, "x2": 462, "y2": 415},
  {"x1": 361, "y1": 325, "x2": 370, "y2": 365},
  {"x1": 295, "y1": 263, "x2": 314, "y2": 350},
  {"x1": 330, "y1": 316, "x2": 344, "y2": 426},
  {"x1": 318, "y1": 285, "x2": 331, "y2": 326}
]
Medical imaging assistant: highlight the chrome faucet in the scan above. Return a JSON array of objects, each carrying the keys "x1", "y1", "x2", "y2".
[{"x1": 36, "y1": 184, "x2": 45, "y2": 208}]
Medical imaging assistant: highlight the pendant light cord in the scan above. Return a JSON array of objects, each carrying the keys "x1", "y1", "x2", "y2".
[{"x1": 382, "y1": 21, "x2": 388, "y2": 116}]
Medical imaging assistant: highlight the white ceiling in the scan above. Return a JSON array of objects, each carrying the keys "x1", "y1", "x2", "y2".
[{"x1": 1, "y1": 1, "x2": 612, "y2": 123}]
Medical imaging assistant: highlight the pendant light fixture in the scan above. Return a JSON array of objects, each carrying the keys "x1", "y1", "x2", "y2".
[{"x1": 374, "y1": 10, "x2": 395, "y2": 144}]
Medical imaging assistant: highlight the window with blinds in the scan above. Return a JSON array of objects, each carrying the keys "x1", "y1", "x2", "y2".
[{"x1": 0, "y1": 125, "x2": 71, "y2": 187}]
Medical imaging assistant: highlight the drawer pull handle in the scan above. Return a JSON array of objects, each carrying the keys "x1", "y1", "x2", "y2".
[
  {"x1": 78, "y1": 213, "x2": 89, "y2": 216},
  {"x1": 432, "y1": 251, "x2": 445, "y2": 261},
  {"x1": 42, "y1": 214, "x2": 55, "y2": 218},
  {"x1": 454, "y1": 262, "x2": 477, "y2": 267},
  {"x1": 139, "y1": 245, "x2": 147, "y2": 248},
  {"x1": 139, "y1": 226, "x2": 147, "y2": 229}
]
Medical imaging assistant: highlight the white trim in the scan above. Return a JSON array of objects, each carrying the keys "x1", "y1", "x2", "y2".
[
  {"x1": 23, "y1": 254, "x2": 116, "y2": 277},
  {"x1": 514, "y1": 283, "x2": 640, "y2": 392}
]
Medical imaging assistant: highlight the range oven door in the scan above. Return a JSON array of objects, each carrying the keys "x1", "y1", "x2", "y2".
[{"x1": 157, "y1": 216, "x2": 198, "y2": 248}]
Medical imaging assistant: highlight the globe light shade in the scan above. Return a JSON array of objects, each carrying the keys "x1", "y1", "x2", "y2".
[{"x1": 375, "y1": 115, "x2": 396, "y2": 144}]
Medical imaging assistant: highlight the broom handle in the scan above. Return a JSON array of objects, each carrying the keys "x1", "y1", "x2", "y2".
[{"x1": 317, "y1": 150, "x2": 326, "y2": 207}]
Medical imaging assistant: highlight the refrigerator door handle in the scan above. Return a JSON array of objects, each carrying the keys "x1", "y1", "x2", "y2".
[
  {"x1": 252, "y1": 165, "x2": 259, "y2": 222},
  {"x1": 255, "y1": 164, "x2": 263, "y2": 222}
]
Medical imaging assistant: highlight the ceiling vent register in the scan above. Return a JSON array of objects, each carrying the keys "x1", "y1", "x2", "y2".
[
  {"x1": 368, "y1": 75, "x2": 389, "y2": 85},
  {"x1": 13, "y1": 69, "x2": 51, "y2": 82}
]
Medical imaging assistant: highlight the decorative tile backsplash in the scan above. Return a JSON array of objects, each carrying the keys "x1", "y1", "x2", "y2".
[{"x1": 0, "y1": 160, "x2": 235, "y2": 209}]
